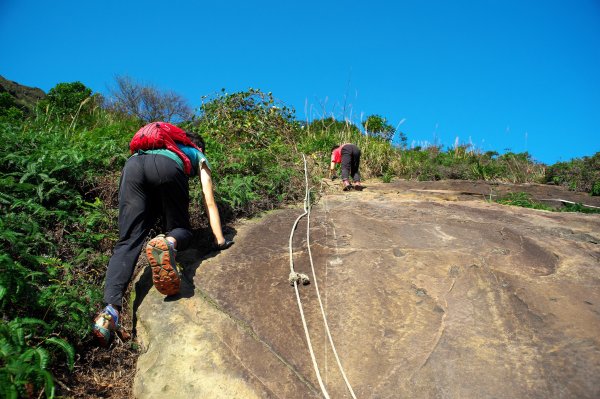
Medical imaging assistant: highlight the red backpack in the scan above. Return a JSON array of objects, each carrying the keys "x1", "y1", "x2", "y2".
[{"x1": 129, "y1": 122, "x2": 200, "y2": 175}]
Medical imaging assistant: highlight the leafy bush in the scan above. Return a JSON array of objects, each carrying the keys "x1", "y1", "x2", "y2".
[
  {"x1": 362, "y1": 114, "x2": 404, "y2": 144},
  {"x1": 545, "y1": 152, "x2": 600, "y2": 194},
  {"x1": 0, "y1": 93, "x2": 26, "y2": 122},
  {"x1": 186, "y1": 89, "x2": 305, "y2": 216},
  {"x1": 35, "y1": 82, "x2": 105, "y2": 131}
]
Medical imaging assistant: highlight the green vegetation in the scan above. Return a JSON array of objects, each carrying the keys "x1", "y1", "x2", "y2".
[
  {"x1": 495, "y1": 192, "x2": 600, "y2": 214},
  {"x1": 0, "y1": 92, "x2": 26, "y2": 122},
  {"x1": 0, "y1": 78, "x2": 598, "y2": 397},
  {"x1": 495, "y1": 192, "x2": 553, "y2": 210},
  {"x1": 0, "y1": 113, "x2": 134, "y2": 398},
  {"x1": 545, "y1": 152, "x2": 600, "y2": 195},
  {"x1": 362, "y1": 114, "x2": 406, "y2": 145}
]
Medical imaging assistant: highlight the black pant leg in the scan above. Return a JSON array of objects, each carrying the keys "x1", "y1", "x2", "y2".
[
  {"x1": 351, "y1": 146, "x2": 361, "y2": 182},
  {"x1": 341, "y1": 145, "x2": 352, "y2": 181},
  {"x1": 103, "y1": 156, "x2": 156, "y2": 306}
]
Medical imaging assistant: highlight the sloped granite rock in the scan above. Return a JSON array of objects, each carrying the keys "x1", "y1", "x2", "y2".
[{"x1": 134, "y1": 180, "x2": 600, "y2": 398}]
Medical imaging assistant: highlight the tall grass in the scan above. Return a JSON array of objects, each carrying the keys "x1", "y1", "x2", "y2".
[{"x1": 298, "y1": 117, "x2": 546, "y2": 184}]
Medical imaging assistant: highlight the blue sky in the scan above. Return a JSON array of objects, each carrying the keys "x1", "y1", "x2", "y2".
[{"x1": 1, "y1": 0, "x2": 599, "y2": 164}]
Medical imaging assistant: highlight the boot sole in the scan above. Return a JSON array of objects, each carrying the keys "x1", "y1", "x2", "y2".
[{"x1": 146, "y1": 237, "x2": 180, "y2": 296}]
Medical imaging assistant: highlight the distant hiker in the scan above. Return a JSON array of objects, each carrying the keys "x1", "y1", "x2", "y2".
[
  {"x1": 330, "y1": 143, "x2": 362, "y2": 191},
  {"x1": 92, "y1": 122, "x2": 233, "y2": 347}
]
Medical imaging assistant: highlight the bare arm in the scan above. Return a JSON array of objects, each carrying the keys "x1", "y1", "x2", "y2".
[
  {"x1": 199, "y1": 163, "x2": 226, "y2": 245},
  {"x1": 329, "y1": 161, "x2": 337, "y2": 178}
]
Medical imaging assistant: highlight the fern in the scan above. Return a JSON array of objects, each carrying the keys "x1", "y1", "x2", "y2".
[
  {"x1": 0, "y1": 318, "x2": 55, "y2": 398},
  {"x1": 45, "y1": 337, "x2": 75, "y2": 371}
]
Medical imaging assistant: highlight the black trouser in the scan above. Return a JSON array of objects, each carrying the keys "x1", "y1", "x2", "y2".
[
  {"x1": 103, "y1": 154, "x2": 192, "y2": 306},
  {"x1": 341, "y1": 144, "x2": 361, "y2": 182}
]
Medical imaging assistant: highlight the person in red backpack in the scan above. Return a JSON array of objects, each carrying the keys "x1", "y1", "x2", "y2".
[
  {"x1": 92, "y1": 124, "x2": 233, "y2": 347},
  {"x1": 330, "y1": 143, "x2": 363, "y2": 191}
]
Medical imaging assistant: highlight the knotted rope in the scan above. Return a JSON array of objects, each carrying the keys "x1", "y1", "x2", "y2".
[{"x1": 288, "y1": 154, "x2": 357, "y2": 399}]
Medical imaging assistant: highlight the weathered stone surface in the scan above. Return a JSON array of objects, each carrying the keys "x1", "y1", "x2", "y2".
[{"x1": 134, "y1": 180, "x2": 600, "y2": 398}]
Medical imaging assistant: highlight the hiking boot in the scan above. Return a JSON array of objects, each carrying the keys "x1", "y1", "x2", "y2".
[
  {"x1": 146, "y1": 234, "x2": 181, "y2": 296},
  {"x1": 92, "y1": 305, "x2": 120, "y2": 347}
]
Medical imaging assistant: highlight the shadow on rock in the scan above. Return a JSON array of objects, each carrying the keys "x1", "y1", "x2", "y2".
[{"x1": 131, "y1": 225, "x2": 238, "y2": 333}]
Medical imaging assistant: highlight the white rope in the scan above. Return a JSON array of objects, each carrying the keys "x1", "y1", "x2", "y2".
[
  {"x1": 306, "y1": 179, "x2": 357, "y2": 399},
  {"x1": 288, "y1": 154, "x2": 357, "y2": 399},
  {"x1": 288, "y1": 155, "x2": 329, "y2": 399}
]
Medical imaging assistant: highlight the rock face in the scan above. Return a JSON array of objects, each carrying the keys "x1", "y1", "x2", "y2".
[{"x1": 133, "y1": 180, "x2": 600, "y2": 399}]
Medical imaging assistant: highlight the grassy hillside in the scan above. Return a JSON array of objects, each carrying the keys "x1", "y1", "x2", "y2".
[{"x1": 0, "y1": 81, "x2": 597, "y2": 398}]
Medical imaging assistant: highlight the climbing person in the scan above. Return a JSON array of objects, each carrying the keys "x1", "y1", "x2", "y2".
[
  {"x1": 330, "y1": 143, "x2": 363, "y2": 191},
  {"x1": 92, "y1": 122, "x2": 233, "y2": 347}
]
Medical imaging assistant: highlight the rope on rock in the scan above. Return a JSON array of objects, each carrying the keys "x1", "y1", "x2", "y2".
[
  {"x1": 288, "y1": 163, "x2": 328, "y2": 398},
  {"x1": 306, "y1": 175, "x2": 357, "y2": 399},
  {"x1": 288, "y1": 154, "x2": 357, "y2": 399}
]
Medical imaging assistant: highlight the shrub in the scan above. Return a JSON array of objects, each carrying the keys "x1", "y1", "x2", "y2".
[
  {"x1": 0, "y1": 92, "x2": 26, "y2": 122},
  {"x1": 187, "y1": 89, "x2": 305, "y2": 216},
  {"x1": 362, "y1": 114, "x2": 400, "y2": 143},
  {"x1": 37, "y1": 82, "x2": 96, "y2": 127},
  {"x1": 545, "y1": 152, "x2": 600, "y2": 194}
]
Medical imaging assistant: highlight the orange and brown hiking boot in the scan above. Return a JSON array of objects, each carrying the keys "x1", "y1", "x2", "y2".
[{"x1": 146, "y1": 234, "x2": 181, "y2": 296}]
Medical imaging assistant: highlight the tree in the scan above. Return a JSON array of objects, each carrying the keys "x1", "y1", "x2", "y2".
[
  {"x1": 38, "y1": 82, "x2": 96, "y2": 126},
  {"x1": 109, "y1": 76, "x2": 192, "y2": 123},
  {"x1": 362, "y1": 114, "x2": 406, "y2": 147}
]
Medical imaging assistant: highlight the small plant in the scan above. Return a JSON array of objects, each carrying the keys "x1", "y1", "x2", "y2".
[
  {"x1": 561, "y1": 202, "x2": 600, "y2": 214},
  {"x1": 591, "y1": 181, "x2": 600, "y2": 196},
  {"x1": 495, "y1": 192, "x2": 552, "y2": 211},
  {"x1": 495, "y1": 192, "x2": 600, "y2": 214},
  {"x1": 381, "y1": 170, "x2": 393, "y2": 183}
]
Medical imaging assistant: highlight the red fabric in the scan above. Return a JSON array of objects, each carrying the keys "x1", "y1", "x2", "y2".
[
  {"x1": 331, "y1": 144, "x2": 350, "y2": 163},
  {"x1": 129, "y1": 122, "x2": 200, "y2": 175}
]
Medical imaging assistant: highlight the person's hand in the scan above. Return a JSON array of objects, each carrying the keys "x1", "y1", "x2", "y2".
[{"x1": 216, "y1": 239, "x2": 234, "y2": 250}]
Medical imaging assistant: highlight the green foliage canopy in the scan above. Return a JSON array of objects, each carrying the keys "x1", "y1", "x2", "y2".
[{"x1": 362, "y1": 114, "x2": 404, "y2": 145}]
